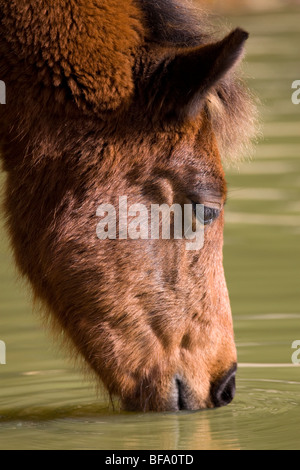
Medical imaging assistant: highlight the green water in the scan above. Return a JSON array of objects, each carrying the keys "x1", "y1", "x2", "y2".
[{"x1": 1, "y1": 9, "x2": 300, "y2": 450}]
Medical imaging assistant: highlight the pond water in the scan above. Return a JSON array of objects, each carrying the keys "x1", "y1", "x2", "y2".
[{"x1": 0, "y1": 9, "x2": 300, "y2": 450}]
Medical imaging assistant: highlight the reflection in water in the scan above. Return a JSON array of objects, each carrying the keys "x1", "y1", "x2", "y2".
[
  {"x1": 113, "y1": 413, "x2": 240, "y2": 451},
  {"x1": 1, "y1": 373, "x2": 300, "y2": 449},
  {"x1": 0, "y1": 401, "x2": 241, "y2": 450},
  {"x1": 1, "y1": 7, "x2": 300, "y2": 450}
]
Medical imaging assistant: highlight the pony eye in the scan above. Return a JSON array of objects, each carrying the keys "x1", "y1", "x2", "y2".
[
  {"x1": 192, "y1": 202, "x2": 221, "y2": 226},
  {"x1": 203, "y1": 206, "x2": 220, "y2": 225}
]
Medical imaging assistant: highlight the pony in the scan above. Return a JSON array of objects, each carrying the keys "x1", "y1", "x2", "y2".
[{"x1": 0, "y1": 0, "x2": 257, "y2": 411}]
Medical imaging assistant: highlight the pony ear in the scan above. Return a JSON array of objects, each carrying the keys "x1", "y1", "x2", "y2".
[{"x1": 150, "y1": 28, "x2": 249, "y2": 119}]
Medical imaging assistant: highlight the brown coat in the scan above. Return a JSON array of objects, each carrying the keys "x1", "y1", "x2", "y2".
[{"x1": 0, "y1": 0, "x2": 257, "y2": 411}]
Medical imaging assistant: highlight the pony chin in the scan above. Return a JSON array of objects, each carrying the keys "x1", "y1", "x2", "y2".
[{"x1": 0, "y1": 0, "x2": 256, "y2": 412}]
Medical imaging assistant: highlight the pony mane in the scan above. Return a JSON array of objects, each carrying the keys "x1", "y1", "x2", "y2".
[
  {"x1": 139, "y1": 0, "x2": 211, "y2": 46},
  {"x1": 0, "y1": 0, "x2": 258, "y2": 162},
  {"x1": 139, "y1": 0, "x2": 259, "y2": 162}
]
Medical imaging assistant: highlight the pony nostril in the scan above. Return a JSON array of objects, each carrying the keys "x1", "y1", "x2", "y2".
[
  {"x1": 176, "y1": 378, "x2": 185, "y2": 410},
  {"x1": 211, "y1": 364, "x2": 237, "y2": 408},
  {"x1": 173, "y1": 376, "x2": 196, "y2": 411}
]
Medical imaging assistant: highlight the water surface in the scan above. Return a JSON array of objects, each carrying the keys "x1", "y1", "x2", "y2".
[{"x1": 0, "y1": 8, "x2": 300, "y2": 450}]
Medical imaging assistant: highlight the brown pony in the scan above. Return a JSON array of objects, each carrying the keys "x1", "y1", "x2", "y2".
[{"x1": 0, "y1": 0, "x2": 256, "y2": 411}]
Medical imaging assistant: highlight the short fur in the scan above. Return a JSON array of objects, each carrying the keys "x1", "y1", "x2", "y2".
[{"x1": 0, "y1": 0, "x2": 257, "y2": 411}]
